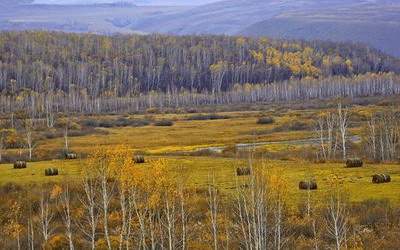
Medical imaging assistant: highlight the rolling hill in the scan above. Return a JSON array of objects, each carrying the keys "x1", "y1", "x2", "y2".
[{"x1": 0, "y1": 0, "x2": 399, "y2": 56}]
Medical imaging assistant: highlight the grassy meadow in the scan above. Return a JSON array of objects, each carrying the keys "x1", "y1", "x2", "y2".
[
  {"x1": 1, "y1": 156, "x2": 399, "y2": 206},
  {"x1": 1, "y1": 102, "x2": 399, "y2": 206}
]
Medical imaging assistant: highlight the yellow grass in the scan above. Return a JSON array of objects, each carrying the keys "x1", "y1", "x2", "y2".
[{"x1": 1, "y1": 157, "x2": 399, "y2": 205}]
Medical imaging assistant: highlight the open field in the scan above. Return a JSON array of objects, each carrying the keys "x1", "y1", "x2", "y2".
[
  {"x1": 1, "y1": 102, "x2": 399, "y2": 207},
  {"x1": 26, "y1": 103, "x2": 386, "y2": 159},
  {"x1": 1, "y1": 156, "x2": 399, "y2": 206}
]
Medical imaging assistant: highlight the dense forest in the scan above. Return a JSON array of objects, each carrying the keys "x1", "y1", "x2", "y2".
[
  {"x1": 1, "y1": 31, "x2": 399, "y2": 95},
  {"x1": 0, "y1": 31, "x2": 400, "y2": 114}
]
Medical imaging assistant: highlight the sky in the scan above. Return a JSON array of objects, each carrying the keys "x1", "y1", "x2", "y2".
[{"x1": 32, "y1": 0, "x2": 220, "y2": 5}]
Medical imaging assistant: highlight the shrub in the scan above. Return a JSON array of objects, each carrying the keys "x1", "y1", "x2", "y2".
[
  {"x1": 13, "y1": 161, "x2": 27, "y2": 169},
  {"x1": 346, "y1": 158, "x2": 363, "y2": 168},
  {"x1": 146, "y1": 108, "x2": 159, "y2": 114},
  {"x1": 299, "y1": 181, "x2": 318, "y2": 190},
  {"x1": 154, "y1": 120, "x2": 174, "y2": 126},
  {"x1": 133, "y1": 155, "x2": 145, "y2": 164},
  {"x1": 372, "y1": 174, "x2": 391, "y2": 184},
  {"x1": 257, "y1": 117, "x2": 274, "y2": 124},
  {"x1": 187, "y1": 114, "x2": 229, "y2": 121},
  {"x1": 45, "y1": 168, "x2": 59, "y2": 176},
  {"x1": 236, "y1": 167, "x2": 251, "y2": 176},
  {"x1": 82, "y1": 119, "x2": 99, "y2": 127},
  {"x1": 82, "y1": 118, "x2": 151, "y2": 128}
]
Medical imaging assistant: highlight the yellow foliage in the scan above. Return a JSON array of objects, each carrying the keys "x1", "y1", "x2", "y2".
[
  {"x1": 44, "y1": 235, "x2": 67, "y2": 250},
  {"x1": 50, "y1": 184, "x2": 63, "y2": 199}
]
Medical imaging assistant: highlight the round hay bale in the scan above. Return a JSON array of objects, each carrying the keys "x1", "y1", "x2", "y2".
[
  {"x1": 45, "y1": 168, "x2": 59, "y2": 176},
  {"x1": 133, "y1": 155, "x2": 145, "y2": 164},
  {"x1": 345, "y1": 158, "x2": 363, "y2": 168},
  {"x1": 372, "y1": 174, "x2": 391, "y2": 184},
  {"x1": 13, "y1": 161, "x2": 27, "y2": 169},
  {"x1": 65, "y1": 153, "x2": 77, "y2": 160},
  {"x1": 299, "y1": 181, "x2": 318, "y2": 190},
  {"x1": 236, "y1": 167, "x2": 251, "y2": 176},
  {"x1": 257, "y1": 117, "x2": 274, "y2": 125}
]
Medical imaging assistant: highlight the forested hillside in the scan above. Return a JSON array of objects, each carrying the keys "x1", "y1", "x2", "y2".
[
  {"x1": 0, "y1": 31, "x2": 399, "y2": 114},
  {"x1": 0, "y1": 31, "x2": 399, "y2": 95}
]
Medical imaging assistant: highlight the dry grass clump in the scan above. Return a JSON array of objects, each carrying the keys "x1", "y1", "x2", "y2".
[
  {"x1": 346, "y1": 158, "x2": 363, "y2": 168},
  {"x1": 13, "y1": 161, "x2": 27, "y2": 169}
]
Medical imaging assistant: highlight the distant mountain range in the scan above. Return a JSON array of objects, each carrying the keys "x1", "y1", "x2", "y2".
[{"x1": 1, "y1": 0, "x2": 399, "y2": 57}]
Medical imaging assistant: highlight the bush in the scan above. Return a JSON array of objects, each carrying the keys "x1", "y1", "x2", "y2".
[
  {"x1": 81, "y1": 118, "x2": 150, "y2": 128},
  {"x1": 45, "y1": 168, "x2": 59, "y2": 176},
  {"x1": 299, "y1": 181, "x2": 317, "y2": 190},
  {"x1": 346, "y1": 158, "x2": 363, "y2": 168},
  {"x1": 133, "y1": 155, "x2": 145, "y2": 164},
  {"x1": 236, "y1": 167, "x2": 251, "y2": 176},
  {"x1": 154, "y1": 120, "x2": 174, "y2": 126},
  {"x1": 274, "y1": 121, "x2": 312, "y2": 132},
  {"x1": 13, "y1": 161, "x2": 27, "y2": 169},
  {"x1": 146, "y1": 108, "x2": 159, "y2": 114},
  {"x1": 187, "y1": 114, "x2": 229, "y2": 121},
  {"x1": 257, "y1": 117, "x2": 274, "y2": 124},
  {"x1": 372, "y1": 174, "x2": 391, "y2": 184}
]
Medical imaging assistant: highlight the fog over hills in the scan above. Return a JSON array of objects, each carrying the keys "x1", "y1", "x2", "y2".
[
  {"x1": 32, "y1": 0, "x2": 219, "y2": 5},
  {"x1": 0, "y1": 0, "x2": 399, "y2": 56}
]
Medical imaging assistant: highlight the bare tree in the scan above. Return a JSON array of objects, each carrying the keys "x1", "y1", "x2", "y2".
[
  {"x1": 98, "y1": 159, "x2": 116, "y2": 250},
  {"x1": 207, "y1": 175, "x2": 219, "y2": 250},
  {"x1": 234, "y1": 166, "x2": 269, "y2": 249},
  {"x1": 27, "y1": 213, "x2": 35, "y2": 250},
  {"x1": 0, "y1": 129, "x2": 6, "y2": 163},
  {"x1": 64, "y1": 117, "x2": 70, "y2": 153},
  {"x1": 59, "y1": 185, "x2": 74, "y2": 250},
  {"x1": 25, "y1": 118, "x2": 35, "y2": 161},
  {"x1": 325, "y1": 180, "x2": 349, "y2": 250},
  {"x1": 39, "y1": 192, "x2": 54, "y2": 244},
  {"x1": 77, "y1": 176, "x2": 99, "y2": 250},
  {"x1": 337, "y1": 103, "x2": 349, "y2": 160},
  {"x1": 317, "y1": 117, "x2": 327, "y2": 161}
]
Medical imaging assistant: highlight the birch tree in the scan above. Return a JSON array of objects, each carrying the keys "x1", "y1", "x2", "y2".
[
  {"x1": 337, "y1": 103, "x2": 349, "y2": 160},
  {"x1": 39, "y1": 192, "x2": 54, "y2": 245}
]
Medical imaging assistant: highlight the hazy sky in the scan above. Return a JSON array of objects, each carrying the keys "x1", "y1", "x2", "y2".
[{"x1": 32, "y1": 0, "x2": 220, "y2": 5}]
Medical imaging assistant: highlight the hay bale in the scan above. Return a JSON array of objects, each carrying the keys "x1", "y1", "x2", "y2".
[
  {"x1": 133, "y1": 155, "x2": 145, "y2": 164},
  {"x1": 257, "y1": 117, "x2": 274, "y2": 124},
  {"x1": 13, "y1": 161, "x2": 27, "y2": 169},
  {"x1": 236, "y1": 167, "x2": 251, "y2": 176},
  {"x1": 45, "y1": 168, "x2": 59, "y2": 176},
  {"x1": 154, "y1": 120, "x2": 174, "y2": 126},
  {"x1": 65, "y1": 153, "x2": 77, "y2": 160},
  {"x1": 345, "y1": 158, "x2": 363, "y2": 168},
  {"x1": 372, "y1": 174, "x2": 391, "y2": 184},
  {"x1": 299, "y1": 181, "x2": 318, "y2": 190}
]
